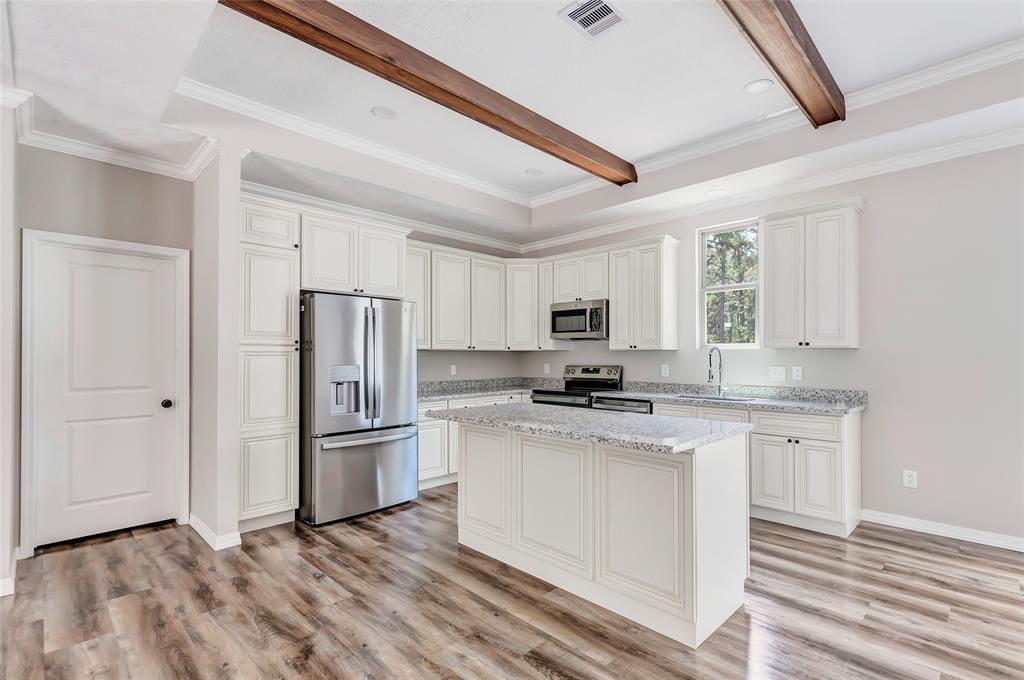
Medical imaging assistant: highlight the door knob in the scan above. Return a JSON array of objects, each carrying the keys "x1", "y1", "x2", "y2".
[{"x1": 161, "y1": 399, "x2": 173, "y2": 408}]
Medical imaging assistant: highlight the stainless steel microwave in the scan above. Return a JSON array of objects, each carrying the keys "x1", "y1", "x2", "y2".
[{"x1": 550, "y1": 299, "x2": 608, "y2": 340}]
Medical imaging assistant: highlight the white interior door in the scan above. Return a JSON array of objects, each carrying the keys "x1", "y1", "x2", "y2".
[{"x1": 22, "y1": 230, "x2": 188, "y2": 549}]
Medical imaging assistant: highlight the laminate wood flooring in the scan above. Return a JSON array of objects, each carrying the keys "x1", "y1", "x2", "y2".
[{"x1": 2, "y1": 484, "x2": 1022, "y2": 679}]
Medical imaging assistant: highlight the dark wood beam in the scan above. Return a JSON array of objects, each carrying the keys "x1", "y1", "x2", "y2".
[
  {"x1": 218, "y1": 0, "x2": 638, "y2": 186},
  {"x1": 718, "y1": 0, "x2": 845, "y2": 128}
]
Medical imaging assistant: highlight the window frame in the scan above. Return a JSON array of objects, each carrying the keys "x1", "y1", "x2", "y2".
[{"x1": 696, "y1": 219, "x2": 762, "y2": 349}]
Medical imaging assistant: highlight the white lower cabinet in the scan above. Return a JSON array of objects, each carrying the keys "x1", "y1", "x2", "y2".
[
  {"x1": 417, "y1": 419, "x2": 449, "y2": 481},
  {"x1": 239, "y1": 430, "x2": 298, "y2": 520},
  {"x1": 750, "y1": 434, "x2": 794, "y2": 512},
  {"x1": 795, "y1": 439, "x2": 842, "y2": 520},
  {"x1": 458, "y1": 427, "x2": 511, "y2": 542},
  {"x1": 652, "y1": 403, "x2": 697, "y2": 418}
]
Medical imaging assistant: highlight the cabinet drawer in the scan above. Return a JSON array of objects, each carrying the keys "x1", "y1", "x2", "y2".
[
  {"x1": 652, "y1": 403, "x2": 697, "y2": 418},
  {"x1": 697, "y1": 407, "x2": 749, "y2": 423},
  {"x1": 417, "y1": 399, "x2": 448, "y2": 421},
  {"x1": 751, "y1": 411, "x2": 841, "y2": 442}
]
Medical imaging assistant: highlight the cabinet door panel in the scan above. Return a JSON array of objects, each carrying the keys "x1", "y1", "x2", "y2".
[
  {"x1": 795, "y1": 440, "x2": 842, "y2": 520},
  {"x1": 240, "y1": 348, "x2": 298, "y2": 431},
  {"x1": 506, "y1": 263, "x2": 538, "y2": 350},
  {"x1": 552, "y1": 257, "x2": 580, "y2": 303},
  {"x1": 240, "y1": 430, "x2": 298, "y2": 519},
  {"x1": 515, "y1": 435, "x2": 591, "y2": 575},
  {"x1": 633, "y1": 245, "x2": 661, "y2": 349},
  {"x1": 471, "y1": 259, "x2": 505, "y2": 350},
  {"x1": 607, "y1": 248, "x2": 633, "y2": 350},
  {"x1": 359, "y1": 228, "x2": 404, "y2": 298},
  {"x1": 301, "y1": 216, "x2": 358, "y2": 293},
  {"x1": 405, "y1": 246, "x2": 430, "y2": 349},
  {"x1": 764, "y1": 217, "x2": 805, "y2": 348},
  {"x1": 652, "y1": 403, "x2": 697, "y2": 418},
  {"x1": 805, "y1": 210, "x2": 852, "y2": 347},
  {"x1": 240, "y1": 244, "x2": 299, "y2": 344},
  {"x1": 241, "y1": 201, "x2": 299, "y2": 249},
  {"x1": 580, "y1": 252, "x2": 609, "y2": 299},
  {"x1": 696, "y1": 406, "x2": 749, "y2": 423},
  {"x1": 537, "y1": 262, "x2": 555, "y2": 350},
  {"x1": 417, "y1": 419, "x2": 448, "y2": 481},
  {"x1": 430, "y1": 252, "x2": 471, "y2": 350},
  {"x1": 750, "y1": 434, "x2": 793, "y2": 511},
  {"x1": 458, "y1": 427, "x2": 511, "y2": 542}
]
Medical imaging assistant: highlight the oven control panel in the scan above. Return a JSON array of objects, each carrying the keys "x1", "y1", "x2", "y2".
[{"x1": 563, "y1": 365, "x2": 621, "y2": 379}]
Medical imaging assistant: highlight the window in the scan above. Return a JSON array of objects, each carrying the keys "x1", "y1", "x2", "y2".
[{"x1": 700, "y1": 223, "x2": 758, "y2": 346}]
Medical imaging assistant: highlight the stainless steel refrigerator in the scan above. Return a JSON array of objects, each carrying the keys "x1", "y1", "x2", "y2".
[{"x1": 299, "y1": 292, "x2": 418, "y2": 525}]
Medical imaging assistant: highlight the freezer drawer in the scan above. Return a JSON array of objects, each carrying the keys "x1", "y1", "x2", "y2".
[{"x1": 300, "y1": 425, "x2": 418, "y2": 525}]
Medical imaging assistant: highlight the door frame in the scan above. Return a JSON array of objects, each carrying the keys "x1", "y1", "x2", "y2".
[{"x1": 19, "y1": 229, "x2": 190, "y2": 556}]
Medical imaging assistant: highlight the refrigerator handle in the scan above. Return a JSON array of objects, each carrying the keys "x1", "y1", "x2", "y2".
[
  {"x1": 363, "y1": 306, "x2": 372, "y2": 420},
  {"x1": 373, "y1": 306, "x2": 382, "y2": 419}
]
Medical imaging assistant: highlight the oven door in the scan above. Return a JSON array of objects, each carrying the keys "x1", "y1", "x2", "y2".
[
  {"x1": 550, "y1": 300, "x2": 608, "y2": 339},
  {"x1": 530, "y1": 391, "x2": 591, "y2": 408}
]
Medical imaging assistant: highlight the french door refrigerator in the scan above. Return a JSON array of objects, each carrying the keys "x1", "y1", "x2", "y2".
[{"x1": 299, "y1": 292, "x2": 418, "y2": 525}]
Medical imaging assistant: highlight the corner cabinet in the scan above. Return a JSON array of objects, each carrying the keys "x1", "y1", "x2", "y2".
[
  {"x1": 764, "y1": 200, "x2": 861, "y2": 349},
  {"x1": 608, "y1": 237, "x2": 679, "y2": 351},
  {"x1": 300, "y1": 214, "x2": 407, "y2": 298}
]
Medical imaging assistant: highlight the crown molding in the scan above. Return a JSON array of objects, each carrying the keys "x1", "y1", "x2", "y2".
[
  {"x1": 519, "y1": 128, "x2": 1023, "y2": 252},
  {"x1": 240, "y1": 180, "x2": 524, "y2": 253},
  {"x1": 529, "y1": 38, "x2": 1024, "y2": 208},
  {"x1": 0, "y1": 85, "x2": 32, "y2": 109},
  {"x1": 176, "y1": 78, "x2": 534, "y2": 207}
]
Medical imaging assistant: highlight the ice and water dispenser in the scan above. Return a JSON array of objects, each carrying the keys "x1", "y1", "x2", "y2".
[{"x1": 329, "y1": 364, "x2": 361, "y2": 415}]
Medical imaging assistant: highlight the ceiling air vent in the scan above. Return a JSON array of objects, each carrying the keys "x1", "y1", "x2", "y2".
[{"x1": 559, "y1": 0, "x2": 627, "y2": 39}]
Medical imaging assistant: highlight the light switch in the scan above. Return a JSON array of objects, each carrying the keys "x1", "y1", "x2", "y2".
[
  {"x1": 543, "y1": 363, "x2": 550, "y2": 374},
  {"x1": 769, "y1": 366, "x2": 786, "y2": 381},
  {"x1": 660, "y1": 364, "x2": 670, "y2": 378},
  {"x1": 450, "y1": 364, "x2": 457, "y2": 376},
  {"x1": 791, "y1": 366, "x2": 803, "y2": 381}
]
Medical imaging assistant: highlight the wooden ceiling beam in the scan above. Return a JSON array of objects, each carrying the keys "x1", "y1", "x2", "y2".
[
  {"x1": 218, "y1": 0, "x2": 638, "y2": 186},
  {"x1": 718, "y1": 0, "x2": 845, "y2": 128}
]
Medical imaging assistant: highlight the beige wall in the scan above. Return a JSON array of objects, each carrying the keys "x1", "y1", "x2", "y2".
[
  {"x1": 519, "y1": 147, "x2": 1024, "y2": 539},
  {"x1": 418, "y1": 350, "x2": 523, "y2": 382}
]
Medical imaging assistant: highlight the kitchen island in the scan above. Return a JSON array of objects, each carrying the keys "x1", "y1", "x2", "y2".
[{"x1": 425, "y1": 403, "x2": 752, "y2": 648}]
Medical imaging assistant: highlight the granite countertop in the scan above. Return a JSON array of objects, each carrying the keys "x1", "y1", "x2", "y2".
[
  {"x1": 599, "y1": 391, "x2": 863, "y2": 415},
  {"x1": 425, "y1": 403, "x2": 752, "y2": 455},
  {"x1": 418, "y1": 387, "x2": 533, "y2": 403}
]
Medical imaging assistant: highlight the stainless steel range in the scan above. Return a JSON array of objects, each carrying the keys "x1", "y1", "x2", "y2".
[{"x1": 529, "y1": 365, "x2": 627, "y2": 409}]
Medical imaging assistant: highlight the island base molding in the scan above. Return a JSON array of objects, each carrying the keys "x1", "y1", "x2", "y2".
[{"x1": 750, "y1": 506, "x2": 860, "y2": 538}]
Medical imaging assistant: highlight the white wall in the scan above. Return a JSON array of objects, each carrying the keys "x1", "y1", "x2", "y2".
[
  {"x1": 1, "y1": 107, "x2": 19, "y2": 591},
  {"x1": 520, "y1": 147, "x2": 1024, "y2": 539}
]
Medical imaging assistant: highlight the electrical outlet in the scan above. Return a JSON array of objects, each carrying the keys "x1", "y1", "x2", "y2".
[
  {"x1": 791, "y1": 366, "x2": 803, "y2": 381},
  {"x1": 450, "y1": 364, "x2": 457, "y2": 376},
  {"x1": 902, "y1": 469, "x2": 918, "y2": 489},
  {"x1": 661, "y1": 364, "x2": 670, "y2": 378},
  {"x1": 769, "y1": 366, "x2": 786, "y2": 381},
  {"x1": 543, "y1": 363, "x2": 550, "y2": 374}
]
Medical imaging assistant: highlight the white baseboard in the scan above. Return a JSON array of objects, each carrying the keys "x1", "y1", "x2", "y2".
[
  {"x1": 0, "y1": 549, "x2": 14, "y2": 597},
  {"x1": 861, "y1": 510, "x2": 1024, "y2": 553},
  {"x1": 15, "y1": 545, "x2": 33, "y2": 561},
  {"x1": 419, "y1": 473, "x2": 457, "y2": 491},
  {"x1": 238, "y1": 509, "x2": 295, "y2": 535},
  {"x1": 188, "y1": 513, "x2": 242, "y2": 551}
]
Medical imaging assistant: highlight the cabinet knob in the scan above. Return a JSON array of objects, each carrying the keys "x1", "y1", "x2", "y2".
[
  {"x1": 293, "y1": 243, "x2": 299, "y2": 249},
  {"x1": 805, "y1": 342, "x2": 810, "y2": 347},
  {"x1": 787, "y1": 438, "x2": 793, "y2": 443},
  {"x1": 795, "y1": 439, "x2": 800, "y2": 444}
]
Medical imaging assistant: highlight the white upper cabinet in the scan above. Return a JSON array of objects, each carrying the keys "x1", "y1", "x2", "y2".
[
  {"x1": 764, "y1": 201, "x2": 860, "y2": 348},
  {"x1": 300, "y1": 214, "x2": 407, "y2": 298},
  {"x1": 607, "y1": 237, "x2": 679, "y2": 351},
  {"x1": 552, "y1": 252, "x2": 608, "y2": 302},
  {"x1": 506, "y1": 262, "x2": 538, "y2": 351},
  {"x1": 471, "y1": 259, "x2": 506, "y2": 351},
  {"x1": 240, "y1": 243, "x2": 299, "y2": 345},
  {"x1": 537, "y1": 261, "x2": 556, "y2": 351},
  {"x1": 431, "y1": 251, "x2": 472, "y2": 350},
  {"x1": 241, "y1": 199, "x2": 300, "y2": 249},
  {"x1": 405, "y1": 245, "x2": 431, "y2": 349}
]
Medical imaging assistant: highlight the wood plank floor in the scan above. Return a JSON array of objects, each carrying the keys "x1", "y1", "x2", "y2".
[{"x1": 2, "y1": 483, "x2": 1022, "y2": 679}]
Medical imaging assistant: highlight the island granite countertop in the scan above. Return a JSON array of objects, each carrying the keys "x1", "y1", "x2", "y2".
[
  {"x1": 599, "y1": 391, "x2": 865, "y2": 415},
  {"x1": 425, "y1": 403, "x2": 752, "y2": 455}
]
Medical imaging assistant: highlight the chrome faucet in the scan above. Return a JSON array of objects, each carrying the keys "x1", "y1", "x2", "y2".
[{"x1": 708, "y1": 346, "x2": 723, "y2": 397}]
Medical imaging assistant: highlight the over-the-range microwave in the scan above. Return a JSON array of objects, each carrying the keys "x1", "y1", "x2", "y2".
[{"x1": 550, "y1": 299, "x2": 608, "y2": 340}]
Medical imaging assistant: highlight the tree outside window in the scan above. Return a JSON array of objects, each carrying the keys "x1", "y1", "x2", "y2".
[{"x1": 701, "y1": 224, "x2": 758, "y2": 346}]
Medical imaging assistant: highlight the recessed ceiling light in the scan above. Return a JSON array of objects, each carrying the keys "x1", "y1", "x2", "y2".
[
  {"x1": 371, "y1": 106, "x2": 398, "y2": 120},
  {"x1": 744, "y1": 79, "x2": 774, "y2": 94},
  {"x1": 525, "y1": 168, "x2": 544, "y2": 177},
  {"x1": 705, "y1": 188, "x2": 728, "y2": 198}
]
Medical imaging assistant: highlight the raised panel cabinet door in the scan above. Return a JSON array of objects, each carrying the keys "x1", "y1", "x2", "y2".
[
  {"x1": 633, "y1": 245, "x2": 662, "y2": 349},
  {"x1": 405, "y1": 245, "x2": 431, "y2": 349},
  {"x1": 471, "y1": 258, "x2": 506, "y2": 351},
  {"x1": 240, "y1": 244, "x2": 299, "y2": 344},
  {"x1": 750, "y1": 434, "x2": 794, "y2": 511},
  {"x1": 580, "y1": 252, "x2": 609, "y2": 299},
  {"x1": 515, "y1": 435, "x2": 592, "y2": 575},
  {"x1": 506, "y1": 263, "x2": 538, "y2": 350},
  {"x1": 795, "y1": 439, "x2": 842, "y2": 520},
  {"x1": 359, "y1": 227, "x2": 405, "y2": 298},
  {"x1": 458, "y1": 427, "x2": 511, "y2": 543},
  {"x1": 764, "y1": 216, "x2": 805, "y2": 348},
  {"x1": 240, "y1": 347, "x2": 298, "y2": 431},
  {"x1": 447, "y1": 421, "x2": 460, "y2": 474},
  {"x1": 241, "y1": 200, "x2": 299, "y2": 249},
  {"x1": 653, "y1": 403, "x2": 697, "y2": 418},
  {"x1": 804, "y1": 209, "x2": 855, "y2": 347},
  {"x1": 240, "y1": 430, "x2": 298, "y2": 519},
  {"x1": 300, "y1": 215, "x2": 358, "y2": 293},
  {"x1": 597, "y1": 447, "x2": 691, "y2": 614},
  {"x1": 417, "y1": 419, "x2": 448, "y2": 481},
  {"x1": 430, "y1": 251, "x2": 471, "y2": 349},
  {"x1": 607, "y1": 248, "x2": 633, "y2": 350},
  {"x1": 537, "y1": 261, "x2": 555, "y2": 350},
  {"x1": 552, "y1": 257, "x2": 580, "y2": 303},
  {"x1": 696, "y1": 406, "x2": 749, "y2": 423}
]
